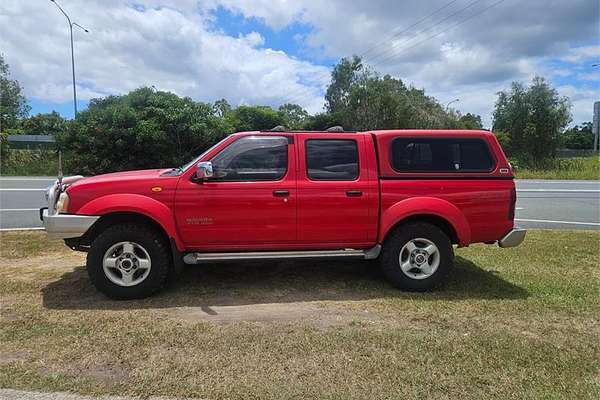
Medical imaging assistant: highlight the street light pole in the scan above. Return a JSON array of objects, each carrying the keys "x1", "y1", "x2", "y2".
[
  {"x1": 445, "y1": 98, "x2": 459, "y2": 110},
  {"x1": 50, "y1": 0, "x2": 88, "y2": 117}
]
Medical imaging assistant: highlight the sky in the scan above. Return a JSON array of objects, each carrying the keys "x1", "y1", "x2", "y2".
[{"x1": 1, "y1": 0, "x2": 598, "y2": 128}]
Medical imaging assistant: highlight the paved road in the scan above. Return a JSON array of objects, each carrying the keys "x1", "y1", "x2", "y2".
[{"x1": 1, "y1": 176, "x2": 598, "y2": 231}]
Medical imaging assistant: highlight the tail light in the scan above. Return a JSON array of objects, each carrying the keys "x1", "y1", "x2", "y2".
[{"x1": 508, "y1": 187, "x2": 516, "y2": 220}]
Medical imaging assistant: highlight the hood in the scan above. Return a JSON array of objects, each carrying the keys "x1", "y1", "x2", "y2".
[{"x1": 70, "y1": 169, "x2": 172, "y2": 187}]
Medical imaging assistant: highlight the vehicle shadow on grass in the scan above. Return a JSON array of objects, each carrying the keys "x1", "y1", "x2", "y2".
[{"x1": 42, "y1": 256, "x2": 528, "y2": 310}]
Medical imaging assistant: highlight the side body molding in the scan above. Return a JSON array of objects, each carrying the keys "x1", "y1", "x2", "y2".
[
  {"x1": 379, "y1": 196, "x2": 471, "y2": 247},
  {"x1": 77, "y1": 194, "x2": 184, "y2": 250}
]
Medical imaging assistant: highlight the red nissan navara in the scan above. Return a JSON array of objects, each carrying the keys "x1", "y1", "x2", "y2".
[{"x1": 41, "y1": 129, "x2": 526, "y2": 299}]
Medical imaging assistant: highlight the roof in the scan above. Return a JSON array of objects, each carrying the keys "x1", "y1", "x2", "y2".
[{"x1": 248, "y1": 129, "x2": 494, "y2": 137}]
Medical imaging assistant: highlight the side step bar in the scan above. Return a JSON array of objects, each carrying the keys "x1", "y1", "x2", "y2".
[{"x1": 183, "y1": 245, "x2": 381, "y2": 264}]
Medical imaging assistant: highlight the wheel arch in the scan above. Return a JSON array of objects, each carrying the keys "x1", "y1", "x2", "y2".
[
  {"x1": 379, "y1": 197, "x2": 471, "y2": 246},
  {"x1": 78, "y1": 212, "x2": 169, "y2": 248},
  {"x1": 75, "y1": 194, "x2": 184, "y2": 251}
]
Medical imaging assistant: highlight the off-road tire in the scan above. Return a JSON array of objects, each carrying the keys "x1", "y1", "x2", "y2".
[
  {"x1": 86, "y1": 223, "x2": 171, "y2": 300},
  {"x1": 380, "y1": 222, "x2": 453, "y2": 291}
]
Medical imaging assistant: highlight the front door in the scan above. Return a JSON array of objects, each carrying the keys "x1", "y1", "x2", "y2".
[{"x1": 175, "y1": 135, "x2": 296, "y2": 250}]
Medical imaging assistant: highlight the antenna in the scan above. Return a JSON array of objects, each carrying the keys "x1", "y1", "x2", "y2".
[{"x1": 58, "y1": 150, "x2": 63, "y2": 184}]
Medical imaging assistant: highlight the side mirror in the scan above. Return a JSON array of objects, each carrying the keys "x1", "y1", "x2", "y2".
[{"x1": 195, "y1": 161, "x2": 214, "y2": 181}]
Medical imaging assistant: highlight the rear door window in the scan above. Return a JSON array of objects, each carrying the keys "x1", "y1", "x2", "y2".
[
  {"x1": 306, "y1": 139, "x2": 359, "y2": 180},
  {"x1": 390, "y1": 138, "x2": 494, "y2": 172}
]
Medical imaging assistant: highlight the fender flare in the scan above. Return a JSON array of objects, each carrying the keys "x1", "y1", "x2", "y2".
[
  {"x1": 379, "y1": 197, "x2": 471, "y2": 246},
  {"x1": 77, "y1": 194, "x2": 184, "y2": 250}
]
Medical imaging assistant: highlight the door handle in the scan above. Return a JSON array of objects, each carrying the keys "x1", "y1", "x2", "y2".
[
  {"x1": 273, "y1": 190, "x2": 290, "y2": 197},
  {"x1": 346, "y1": 190, "x2": 363, "y2": 197}
]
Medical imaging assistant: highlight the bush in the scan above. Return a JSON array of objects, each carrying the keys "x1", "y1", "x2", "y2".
[
  {"x1": 57, "y1": 87, "x2": 233, "y2": 175},
  {"x1": 0, "y1": 132, "x2": 9, "y2": 167},
  {"x1": 0, "y1": 149, "x2": 60, "y2": 176}
]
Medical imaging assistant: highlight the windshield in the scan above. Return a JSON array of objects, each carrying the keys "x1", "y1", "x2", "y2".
[{"x1": 179, "y1": 137, "x2": 229, "y2": 172}]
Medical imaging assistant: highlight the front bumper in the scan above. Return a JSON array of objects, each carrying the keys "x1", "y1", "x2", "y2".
[
  {"x1": 498, "y1": 228, "x2": 527, "y2": 248},
  {"x1": 41, "y1": 208, "x2": 99, "y2": 239}
]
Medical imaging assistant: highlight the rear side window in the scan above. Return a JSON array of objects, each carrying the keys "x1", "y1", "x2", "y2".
[
  {"x1": 390, "y1": 138, "x2": 494, "y2": 172},
  {"x1": 306, "y1": 139, "x2": 359, "y2": 180}
]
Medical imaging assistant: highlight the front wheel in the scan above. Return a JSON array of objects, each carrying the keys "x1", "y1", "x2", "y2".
[
  {"x1": 380, "y1": 222, "x2": 453, "y2": 291},
  {"x1": 86, "y1": 223, "x2": 171, "y2": 300}
]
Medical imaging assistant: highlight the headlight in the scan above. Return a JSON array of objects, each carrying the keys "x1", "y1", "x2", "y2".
[{"x1": 56, "y1": 192, "x2": 70, "y2": 214}]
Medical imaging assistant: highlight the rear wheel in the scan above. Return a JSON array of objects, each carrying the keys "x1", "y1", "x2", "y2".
[
  {"x1": 86, "y1": 223, "x2": 170, "y2": 299},
  {"x1": 380, "y1": 222, "x2": 453, "y2": 291}
]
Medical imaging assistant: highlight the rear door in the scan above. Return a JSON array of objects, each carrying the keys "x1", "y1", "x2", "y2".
[{"x1": 297, "y1": 134, "x2": 377, "y2": 245}]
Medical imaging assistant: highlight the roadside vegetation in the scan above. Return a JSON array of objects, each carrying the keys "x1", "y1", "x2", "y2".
[
  {"x1": 0, "y1": 149, "x2": 61, "y2": 176},
  {"x1": 1, "y1": 55, "x2": 596, "y2": 178},
  {"x1": 514, "y1": 156, "x2": 600, "y2": 180},
  {"x1": 1, "y1": 229, "x2": 598, "y2": 399}
]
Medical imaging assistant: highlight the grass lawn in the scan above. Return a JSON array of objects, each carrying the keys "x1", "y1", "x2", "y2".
[
  {"x1": 515, "y1": 156, "x2": 599, "y2": 180},
  {"x1": 0, "y1": 230, "x2": 598, "y2": 399}
]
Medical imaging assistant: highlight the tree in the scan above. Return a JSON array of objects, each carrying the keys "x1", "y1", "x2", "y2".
[
  {"x1": 325, "y1": 55, "x2": 364, "y2": 115},
  {"x1": 458, "y1": 113, "x2": 483, "y2": 130},
  {"x1": 322, "y1": 56, "x2": 461, "y2": 131},
  {"x1": 58, "y1": 87, "x2": 231, "y2": 175},
  {"x1": 561, "y1": 122, "x2": 593, "y2": 149},
  {"x1": 20, "y1": 111, "x2": 67, "y2": 135},
  {"x1": 229, "y1": 105, "x2": 284, "y2": 132},
  {"x1": 278, "y1": 103, "x2": 309, "y2": 129},
  {"x1": 0, "y1": 55, "x2": 30, "y2": 131},
  {"x1": 492, "y1": 76, "x2": 571, "y2": 166},
  {"x1": 212, "y1": 98, "x2": 232, "y2": 118}
]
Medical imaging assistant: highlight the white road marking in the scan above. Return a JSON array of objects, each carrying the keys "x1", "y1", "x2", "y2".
[
  {"x1": 517, "y1": 189, "x2": 600, "y2": 193},
  {"x1": 517, "y1": 180, "x2": 600, "y2": 184},
  {"x1": 0, "y1": 177, "x2": 55, "y2": 181},
  {"x1": 515, "y1": 218, "x2": 600, "y2": 226},
  {"x1": 0, "y1": 208, "x2": 38, "y2": 212},
  {"x1": 0, "y1": 188, "x2": 46, "y2": 191},
  {"x1": 0, "y1": 227, "x2": 44, "y2": 231},
  {"x1": 515, "y1": 207, "x2": 524, "y2": 210}
]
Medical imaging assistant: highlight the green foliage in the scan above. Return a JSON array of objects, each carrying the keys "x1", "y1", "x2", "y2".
[
  {"x1": 278, "y1": 103, "x2": 309, "y2": 130},
  {"x1": 303, "y1": 112, "x2": 345, "y2": 131},
  {"x1": 494, "y1": 131, "x2": 512, "y2": 155},
  {"x1": 0, "y1": 55, "x2": 30, "y2": 131},
  {"x1": 514, "y1": 156, "x2": 599, "y2": 180},
  {"x1": 458, "y1": 113, "x2": 483, "y2": 129},
  {"x1": 19, "y1": 111, "x2": 67, "y2": 136},
  {"x1": 228, "y1": 105, "x2": 284, "y2": 132},
  {"x1": 0, "y1": 132, "x2": 8, "y2": 166},
  {"x1": 0, "y1": 149, "x2": 59, "y2": 176},
  {"x1": 561, "y1": 122, "x2": 594, "y2": 149},
  {"x1": 57, "y1": 87, "x2": 232, "y2": 175},
  {"x1": 323, "y1": 56, "x2": 465, "y2": 131},
  {"x1": 493, "y1": 76, "x2": 571, "y2": 167}
]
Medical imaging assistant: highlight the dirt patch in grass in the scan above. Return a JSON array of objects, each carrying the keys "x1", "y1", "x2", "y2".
[
  {"x1": 0, "y1": 350, "x2": 29, "y2": 365},
  {"x1": 0, "y1": 230, "x2": 599, "y2": 399},
  {"x1": 0, "y1": 232, "x2": 66, "y2": 259},
  {"x1": 168, "y1": 302, "x2": 383, "y2": 327}
]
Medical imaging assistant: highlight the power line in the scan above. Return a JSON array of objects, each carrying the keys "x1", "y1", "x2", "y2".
[
  {"x1": 279, "y1": 0, "x2": 507, "y2": 111},
  {"x1": 371, "y1": 0, "x2": 507, "y2": 68},
  {"x1": 278, "y1": 1, "x2": 468, "y2": 108},
  {"x1": 360, "y1": 0, "x2": 461, "y2": 60},
  {"x1": 364, "y1": 0, "x2": 486, "y2": 65}
]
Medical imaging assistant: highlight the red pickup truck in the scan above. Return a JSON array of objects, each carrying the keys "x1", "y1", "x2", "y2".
[{"x1": 42, "y1": 129, "x2": 525, "y2": 299}]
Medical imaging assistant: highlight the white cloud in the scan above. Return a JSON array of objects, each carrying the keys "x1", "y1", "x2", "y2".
[
  {"x1": 560, "y1": 45, "x2": 600, "y2": 64},
  {"x1": 0, "y1": 0, "x2": 329, "y2": 113},
  {"x1": 204, "y1": 0, "x2": 598, "y2": 125},
  {"x1": 1, "y1": 0, "x2": 597, "y2": 125}
]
